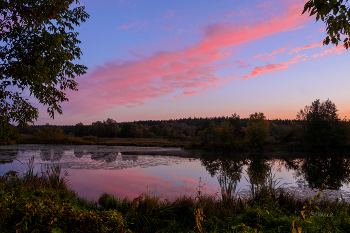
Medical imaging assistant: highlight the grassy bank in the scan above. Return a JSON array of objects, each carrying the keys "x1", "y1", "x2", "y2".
[
  {"x1": 1, "y1": 162, "x2": 350, "y2": 232},
  {"x1": 16, "y1": 134, "x2": 309, "y2": 153},
  {"x1": 18, "y1": 134, "x2": 195, "y2": 147}
]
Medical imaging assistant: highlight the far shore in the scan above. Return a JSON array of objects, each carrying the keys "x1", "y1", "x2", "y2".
[{"x1": 15, "y1": 134, "x2": 195, "y2": 148}]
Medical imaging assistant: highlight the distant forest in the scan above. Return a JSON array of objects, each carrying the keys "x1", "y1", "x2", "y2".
[
  {"x1": 10, "y1": 99, "x2": 350, "y2": 152},
  {"x1": 22, "y1": 116, "x2": 294, "y2": 137}
]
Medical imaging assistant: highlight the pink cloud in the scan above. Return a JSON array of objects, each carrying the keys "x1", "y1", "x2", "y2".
[
  {"x1": 225, "y1": 12, "x2": 238, "y2": 16},
  {"x1": 222, "y1": 77, "x2": 231, "y2": 84},
  {"x1": 288, "y1": 42, "x2": 323, "y2": 54},
  {"x1": 289, "y1": 54, "x2": 307, "y2": 63},
  {"x1": 118, "y1": 20, "x2": 148, "y2": 30},
  {"x1": 239, "y1": 64, "x2": 252, "y2": 69},
  {"x1": 165, "y1": 10, "x2": 175, "y2": 19},
  {"x1": 175, "y1": 86, "x2": 211, "y2": 99},
  {"x1": 252, "y1": 54, "x2": 262, "y2": 59},
  {"x1": 221, "y1": 73, "x2": 238, "y2": 85},
  {"x1": 257, "y1": 1, "x2": 272, "y2": 7},
  {"x1": 235, "y1": 59, "x2": 247, "y2": 66},
  {"x1": 200, "y1": 3, "x2": 309, "y2": 50},
  {"x1": 252, "y1": 46, "x2": 286, "y2": 61},
  {"x1": 241, "y1": 62, "x2": 289, "y2": 79},
  {"x1": 163, "y1": 25, "x2": 174, "y2": 30},
  {"x1": 269, "y1": 46, "x2": 287, "y2": 56},
  {"x1": 63, "y1": 1, "x2": 310, "y2": 114},
  {"x1": 312, "y1": 44, "x2": 345, "y2": 58},
  {"x1": 234, "y1": 60, "x2": 251, "y2": 68}
]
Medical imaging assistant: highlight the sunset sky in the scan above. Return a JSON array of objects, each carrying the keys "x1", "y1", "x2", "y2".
[{"x1": 36, "y1": 0, "x2": 350, "y2": 125}]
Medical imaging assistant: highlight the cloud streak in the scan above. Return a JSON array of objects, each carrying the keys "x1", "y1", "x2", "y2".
[
  {"x1": 118, "y1": 20, "x2": 148, "y2": 30},
  {"x1": 288, "y1": 42, "x2": 323, "y2": 54},
  {"x1": 312, "y1": 44, "x2": 345, "y2": 58},
  {"x1": 240, "y1": 62, "x2": 289, "y2": 79}
]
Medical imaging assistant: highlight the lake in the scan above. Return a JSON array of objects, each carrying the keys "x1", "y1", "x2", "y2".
[{"x1": 1, "y1": 144, "x2": 350, "y2": 201}]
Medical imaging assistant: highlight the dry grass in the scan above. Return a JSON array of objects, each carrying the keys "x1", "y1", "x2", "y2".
[
  {"x1": 19, "y1": 134, "x2": 195, "y2": 147},
  {"x1": 87, "y1": 137, "x2": 193, "y2": 147}
]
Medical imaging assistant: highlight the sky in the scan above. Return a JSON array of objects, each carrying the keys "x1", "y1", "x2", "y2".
[{"x1": 35, "y1": 0, "x2": 350, "y2": 125}]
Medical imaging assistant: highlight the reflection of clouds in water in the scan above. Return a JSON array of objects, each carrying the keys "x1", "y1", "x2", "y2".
[
  {"x1": 66, "y1": 168, "x2": 202, "y2": 201},
  {"x1": 3, "y1": 145, "x2": 350, "y2": 200}
]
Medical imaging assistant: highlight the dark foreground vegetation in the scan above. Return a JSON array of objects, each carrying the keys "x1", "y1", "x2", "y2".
[
  {"x1": 2, "y1": 99, "x2": 350, "y2": 153},
  {"x1": 2, "y1": 161, "x2": 350, "y2": 233}
]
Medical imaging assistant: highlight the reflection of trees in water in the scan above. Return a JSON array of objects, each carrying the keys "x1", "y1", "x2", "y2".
[
  {"x1": 40, "y1": 149, "x2": 51, "y2": 161},
  {"x1": 73, "y1": 148, "x2": 141, "y2": 163},
  {"x1": 300, "y1": 156, "x2": 350, "y2": 190},
  {"x1": 285, "y1": 154, "x2": 350, "y2": 190},
  {"x1": 90, "y1": 152, "x2": 118, "y2": 163},
  {"x1": 121, "y1": 154, "x2": 138, "y2": 162},
  {"x1": 247, "y1": 156, "x2": 272, "y2": 186},
  {"x1": 216, "y1": 160, "x2": 244, "y2": 201},
  {"x1": 0, "y1": 149, "x2": 18, "y2": 164},
  {"x1": 200, "y1": 153, "x2": 273, "y2": 184},
  {"x1": 74, "y1": 149, "x2": 85, "y2": 158},
  {"x1": 39, "y1": 149, "x2": 64, "y2": 162},
  {"x1": 201, "y1": 153, "x2": 274, "y2": 198},
  {"x1": 200, "y1": 156, "x2": 246, "y2": 177},
  {"x1": 200, "y1": 155, "x2": 247, "y2": 199}
]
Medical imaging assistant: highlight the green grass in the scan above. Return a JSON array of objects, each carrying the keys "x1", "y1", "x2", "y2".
[{"x1": 1, "y1": 161, "x2": 350, "y2": 232}]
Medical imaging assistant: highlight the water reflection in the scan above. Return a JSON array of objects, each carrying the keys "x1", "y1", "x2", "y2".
[
  {"x1": 200, "y1": 153, "x2": 247, "y2": 177},
  {"x1": 0, "y1": 148, "x2": 18, "y2": 164},
  {"x1": 1, "y1": 145, "x2": 350, "y2": 201},
  {"x1": 74, "y1": 149, "x2": 84, "y2": 158},
  {"x1": 290, "y1": 154, "x2": 350, "y2": 190},
  {"x1": 122, "y1": 154, "x2": 138, "y2": 162},
  {"x1": 247, "y1": 155, "x2": 271, "y2": 186},
  {"x1": 90, "y1": 151, "x2": 118, "y2": 163},
  {"x1": 40, "y1": 148, "x2": 64, "y2": 162}
]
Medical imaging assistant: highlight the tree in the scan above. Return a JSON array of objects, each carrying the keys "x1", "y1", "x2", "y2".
[
  {"x1": 297, "y1": 99, "x2": 348, "y2": 150},
  {"x1": 302, "y1": 0, "x2": 350, "y2": 49},
  {"x1": 105, "y1": 118, "x2": 119, "y2": 137},
  {"x1": 0, "y1": 1, "x2": 89, "y2": 133},
  {"x1": 228, "y1": 113, "x2": 244, "y2": 139},
  {"x1": 74, "y1": 122, "x2": 85, "y2": 137},
  {"x1": 246, "y1": 112, "x2": 270, "y2": 150},
  {"x1": 150, "y1": 125, "x2": 160, "y2": 136},
  {"x1": 200, "y1": 121, "x2": 219, "y2": 150}
]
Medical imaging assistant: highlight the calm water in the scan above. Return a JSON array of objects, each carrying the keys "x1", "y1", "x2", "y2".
[{"x1": 1, "y1": 144, "x2": 350, "y2": 201}]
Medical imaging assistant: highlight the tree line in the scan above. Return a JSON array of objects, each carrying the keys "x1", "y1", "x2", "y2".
[{"x1": 7, "y1": 99, "x2": 349, "y2": 152}]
